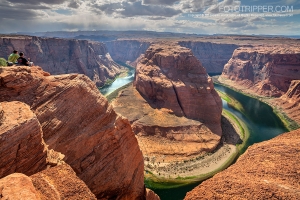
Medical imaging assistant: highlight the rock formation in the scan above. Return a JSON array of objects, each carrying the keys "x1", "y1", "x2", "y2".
[
  {"x1": 219, "y1": 46, "x2": 300, "y2": 127},
  {"x1": 105, "y1": 40, "x2": 151, "y2": 66},
  {"x1": 0, "y1": 35, "x2": 124, "y2": 87},
  {"x1": 0, "y1": 101, "x2": 47, "y2": 178},
  {"x1": 145, "y1": 188, "x2": 160, "y2": 200},
  {"x1": 178, "y1": 41, "x2": 238, "y2": 73},
  {"x1": 31, "y1": 164, "x2": 97, "y2": 200},
  {"x1": 0, "y1": 164, "x2": 97, "y2": 200},
  {"x1": 134, "y1": 43, "x2": 222, "y2": 135},
  {"x1": 0, "y1": 66, "x2": 144, "y2": 199},
  {"x1": 184, "y1": 128, "x2": 300, "y2": 200},
  {"x1": 0, "y1": 173, "x2": 40, "y2": 200},
  {"x1": 113, "y1": 43, "x2": 223, "y2": 179},
  {"x1": 271, "y1": 80, "x2": 300, "y2": 126},
  {"x1": 220, "y1": 46, "x2": 300, "y2": 97}
]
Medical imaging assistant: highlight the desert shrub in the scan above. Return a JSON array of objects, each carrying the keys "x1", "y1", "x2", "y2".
[{"x1": 0, "y1": 58, "x2": 7, "y2": 66}]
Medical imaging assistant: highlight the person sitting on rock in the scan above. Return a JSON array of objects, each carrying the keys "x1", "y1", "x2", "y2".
[
  {"x1": 7, "y1": 50, "x2": 19, "y2": 66},
  {"x1": 17, "y1": 52, "x2": 33, "y2": 66}
]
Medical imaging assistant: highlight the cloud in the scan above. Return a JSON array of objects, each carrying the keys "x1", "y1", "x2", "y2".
[
  {"x1": 205, "y1": 0, "x2": 241, "y2": 14},
  {"x1": 179, "y1": 0, "x2": 218, "y2": 12},
  {"x1": 68, "y1": 0, "x2": 80, "y2": 8},
  {"x1": 93, "y1": 1, "x2": 181, "y2": 17},
  {"x1": 7, "y1": 0, "x2": 67, "y2": 4},
  {"x1": 142, "y1": 0, "x2": 179, "y2": 5}
]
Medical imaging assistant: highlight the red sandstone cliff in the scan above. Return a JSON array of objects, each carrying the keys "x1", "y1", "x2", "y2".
[
  {"x1": 185, "y1": 128, "x2": 300, "y2": 199},
  {"x1": 0, "y1": 66, "x2": 144, "y2": 199},
  {"x1": 0, "y1": 35, "x2": 123, "y2": 87},
  {"x1": 178, "y1": 41, "x2": 238, "y2": 73},
  {"x1": 220, "y1": 46, "x2": 300, "y2": 97},
  {"x1": 134, "y1": 43, "x2": 222, "y2": 135}
]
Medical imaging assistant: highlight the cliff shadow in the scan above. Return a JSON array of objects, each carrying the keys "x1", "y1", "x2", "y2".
[{"x1": 220, "y1": 115, "x2": 243, "y2": 146}]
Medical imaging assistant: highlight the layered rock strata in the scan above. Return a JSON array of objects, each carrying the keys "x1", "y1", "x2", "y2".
[
  {"x1": 271, "y1": 80, "x2": 300, "y2": 126},
  {"x1": 0, "y1": 35, "x2": 123, "y2": 86},
  {"x1": 178, "y1": 41, "x2": 238, "y2": 73},
  {"x1": 0, "y1": 101, "x2": 47, "y2": 178},
  {"x1": 0, "y1": 164, "x2": 97, "y2": 200},
  {"x1": 134, "y1": 43, "x2": 222, "y2": 135},
  {"x1": 220, "y1": 46, "x2": 300, "y2": 97},
  {"x1": 105, "y1": 40, "x2": 151, "y2": 66},
  {"x1": 0, "y1": 66, "x2": 144, "y2": 199},
  {"x1": 219, "y1": 46, "x2": 300, "y2": 126},
  {"x1": 185, "y1": 128, "x2": 300, "y2": 199},
  {"x1": 113, "y1": 85, "x2": 220, "y2": 163}
]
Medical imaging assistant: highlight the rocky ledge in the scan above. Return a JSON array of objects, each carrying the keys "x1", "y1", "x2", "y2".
[
  {"x1": 0, "y1": 164, "x2": 97, "y2": 200},
  {"x1": 185, "y1": 128, "x2": 300, "y2": 200},
  {"x1": 0, "y1": 66, "x2": 145, "y2": 199}
]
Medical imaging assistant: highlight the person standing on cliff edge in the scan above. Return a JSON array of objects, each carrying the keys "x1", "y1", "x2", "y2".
[
  {"x1": 17, "y1": 52, "x2": 33, "y2": 66},
  {"x1": 7, "y1": 50, "x2": 19, "y2": 66}
]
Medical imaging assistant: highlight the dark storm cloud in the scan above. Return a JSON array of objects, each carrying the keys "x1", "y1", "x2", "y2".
[
  {"x1": 0, "y1": 6, "x2": 41, "y2": 20},
  {"x1": 7, "y1": 0, "x2": 67, "y2": 4},
  {"x1": 94, "y1": 1, "x2": 181, "y2": 17},
  {"x1": 68, "y1": 0, "x2": 80, "y2": 8},
  {"x1": 142, "y1": 0, "x2": 179, "y2": 5}
]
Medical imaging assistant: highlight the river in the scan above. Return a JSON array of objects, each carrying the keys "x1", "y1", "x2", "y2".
[{"x1": 99, "y1": 72, "x2": 288, "y2": 200}]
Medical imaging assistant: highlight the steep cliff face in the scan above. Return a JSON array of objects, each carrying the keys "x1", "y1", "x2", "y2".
[
  {"x1": 0, "y1": 36, "x2": 123, "y2": 87},
  {"x1": 0, "y1": 66, "x2": 144, "y2": 199},
  {"x1": 0, "y1": 101, "x2": 47, "y2": 178},
  {"x1": 0, "y1": 164, "x2": 97, "y2": 200},
  {"x1": 134, "y1": 43, "x2": 222, "y2": 135},
  {"x1": 105, "y1": 40, "x2": 151, "y2": 66},
  {"x1": 220, "y1": 46, "x2": 300, "y2": 97},
  {"x1": 178, "y1": 41, "x2": 238, "y2": 73},
  {"x1": 271, "y1": 80, "x2": 300, "y2": 126},
  {"x1": 185, "y1": 128, "x2": 300, "y2": 200}
]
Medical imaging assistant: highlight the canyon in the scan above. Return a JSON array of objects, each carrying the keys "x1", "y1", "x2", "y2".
[
  {"x1": 185, "y1": 128, "x2": 300, "y2": 200},
  {"x1": 1, "y1": 32, "x2": 300, "y2": 199},
  {"x1": 218, "y1": 45, "x2": 300, "y2": 127},
  {"x1": 111, "y1": 43, "x2": 242, "y2": 180},
  {"x1": 0, "y1": 35, "x2": 124, "y2": 87},
  {"x1": 0, "y1": 66, "x2": 146, "y2": 199}
]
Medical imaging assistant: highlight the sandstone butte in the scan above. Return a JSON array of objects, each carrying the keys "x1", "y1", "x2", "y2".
[
  {"x1": 0, "y1": 66, "x2": 145, "y2": 199},
  {"x1": 0, "y1": 164, "x2": 97, "y2": 200},
  {"x1": 113, "y1": 43, "x2": 223, "y2": 179},
  {"x1": 185, "y1": 128, "x2": 300, "y2": 200},
  {"x1": 219, "y1": 46, "x2": 300, "y2": 126},
  {"x1": 134, "y1": 43, "x2": 222, "y2": 136},
  {"x1": 0, "y1": 35, "x2": 124, "y2": 87}
]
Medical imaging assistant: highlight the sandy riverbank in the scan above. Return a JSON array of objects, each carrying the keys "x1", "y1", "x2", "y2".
[{"x1": 144, "y1": 111, "x2": 247, "y2": 182}]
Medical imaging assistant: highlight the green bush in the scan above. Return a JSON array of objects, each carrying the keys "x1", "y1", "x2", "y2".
[{"x1": 0, "y1": 58, "x2": 7, "y2": 66}]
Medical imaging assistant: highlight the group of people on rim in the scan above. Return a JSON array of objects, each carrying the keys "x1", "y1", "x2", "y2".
[{"x1": 7, "y1": 50, "x2": 34, "y2": 66}]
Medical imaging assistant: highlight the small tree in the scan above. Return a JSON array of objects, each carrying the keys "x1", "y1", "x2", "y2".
[{"x1": 0, "y1": 58, "x2": 7, "y2": 66}]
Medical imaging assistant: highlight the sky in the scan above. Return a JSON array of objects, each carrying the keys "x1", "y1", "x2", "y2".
[{"x1": 0, "y1": 0, "x2": 300, "y2": 35}]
